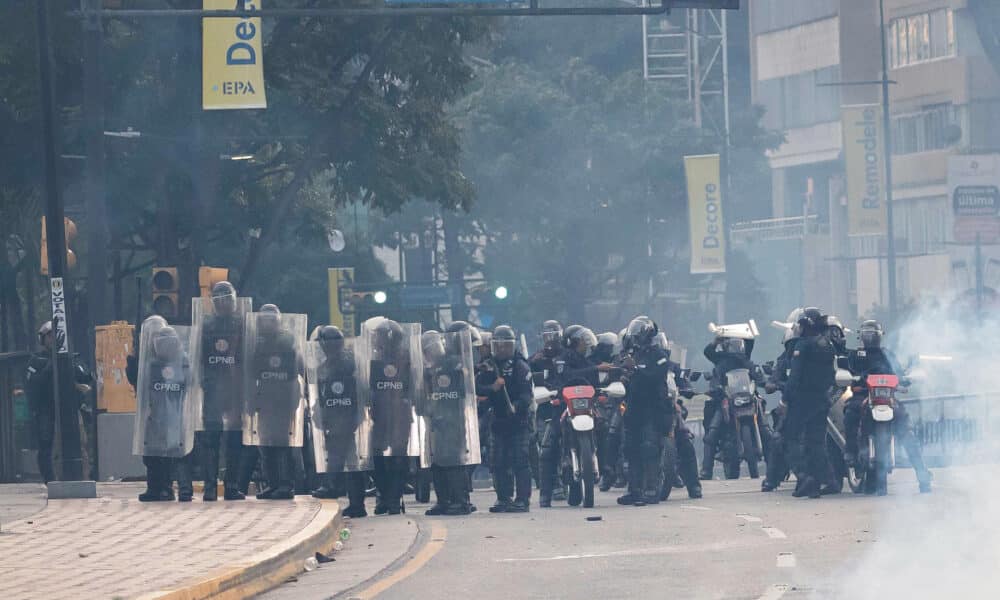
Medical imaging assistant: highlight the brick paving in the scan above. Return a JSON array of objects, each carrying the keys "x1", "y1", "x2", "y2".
[{"x1": 0, "y1": 483, "x2": 322, "y2": 600}]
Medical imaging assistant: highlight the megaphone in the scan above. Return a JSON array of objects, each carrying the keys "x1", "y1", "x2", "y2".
[{"x1": 708, "y1": 319, "x2": 760, "y2": 340}]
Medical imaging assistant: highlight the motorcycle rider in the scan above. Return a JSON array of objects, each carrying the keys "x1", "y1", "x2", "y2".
[
  {"x1": 617, "y1": 317, "x2": 673, "y2": 506},
  {"x1": 844, "y1": 320, "x2": 932, "y2": 494},
  {"x1": 593, "y1": 332, "x2": 620, "y2": 491},
  {"x1": 784, "y1": 308, "x2": 835, "y2": 499},
  {"x1": 653, "y1": 332, "x2": 703, "y2": 500},
  {"x1": 530, "y1": 320, "x2": 564, "y2": 498},
  {"x1": 701, "y1": 333, "x2": 760, "y2": 480},
  {"x1": 539, "y1": 325, "x2": 610, "y2": 507},
  {"x1": 819, "y1": 315, "x2": 850, "y2": 495},
  {"x1": 762, "y1": 309, "x2": 801, "y2": 492},
  {"x1": 482, "y1": 325, "x2": 534, "y2": 512}
]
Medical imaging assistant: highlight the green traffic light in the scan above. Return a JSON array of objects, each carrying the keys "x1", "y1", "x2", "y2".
[
  {"x1": 374, "y1": 290, "x2": 388, "y2": 304},
  {"x1": 494, "y1": 286, "x2": 509, "y2": 300}
]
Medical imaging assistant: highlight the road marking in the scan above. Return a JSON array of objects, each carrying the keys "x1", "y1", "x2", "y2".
[
  {"x1": 497, "y1": 539, "x2": 749, "y2": 563},
  {"x1": 349, "y1": 521, "x2": 447, "y2": 599},
  {"x1": 737, "y1": 514, "x2": 763, "y2": 524},
  {"x1": 758, "y1": 584, "x2": 789, "y2": 600},
  {"x1": 681, "y1": 505, "x2": 712, "y2": 511},
  {"x1": 776, "y1": 552, "x2": 796, "y2": 568},
  {"x1": 762, "y1": 527, "x2": 787, "y2": 539}
]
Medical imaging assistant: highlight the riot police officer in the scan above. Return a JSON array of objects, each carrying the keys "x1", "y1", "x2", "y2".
[
  {"x1": 245, "y1": 305, "x2": 306, "y2": 501},
  {"x1": 701, "y1": 334, "x2": 759, "y2": 480},
  {"x1": 193, "y1": 281, "x2": 249, "y2": 501},
  {"x1": 784, "y1": 308, "x2": 835, "y2": 499},
  {"x1": 762, "y1": 309, "x2": 802, "y2": 492},
  {"x1": 530, "y1": 320, "x2": 563, "y2": 495},
  {"x1": 844, "y1": 320, "x2": 932, "y2": 494},
  {"x1": 483, "y1": 325, "x2": 534, "y2": 513},
  {"x1": 653, "y1": 332, "x2": 703, "y2": 500},
  {"x1": 593, "y1": 332, "x2": 621, "y2": 491},
  {"x1": 307, "y1": 326, "x2": 371, "y2": 517},
  {"x1": 617, "y1": 318, "x2": 672, "y2": 506}
]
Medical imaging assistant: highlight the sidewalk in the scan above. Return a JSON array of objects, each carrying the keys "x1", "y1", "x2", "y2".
[{"x1": 0, "y1": 482, "x2": 341, "y2": 600}]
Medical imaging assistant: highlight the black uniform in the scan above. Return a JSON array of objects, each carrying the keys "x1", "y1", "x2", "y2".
[
  {"x1": 481, "y1": 354, "x2": 534, "y2": 510},
  {"x1": 198, "y1": 313, "x2": 245, "y2": 499},
  {"x1": 763, "y1": 344, "x2": 796, "y2": 490},
  {"x1": 663, "y1": 362, "x2": 703, "y2": 499},
  {"x1": 315, "y1": 349, "x2": 367, "y2": 512},
  {"x1": 784, "y1": 334, "x2": 835, "y2": 497},
  {"x1": 701, "y1": 340, "x2": 759, "y2": 479},
  {"x1": 529, "y1": 348, "x2": 559, "y2": 491},
  {"x1": 845, "y1": 348, "x2": 931, "y2": 488},
  {"x1": 249, "y1": 330, "x2": 301, "y2": 496},
  {"x1": 25, "y1": 351, "x2": 92, "y2": 483},
  {"x1": 538, "y1": 349, "x2": 599, "y2": 505},
  {"x1": 622, "y1": 344, "x2": 672, "y2": 503}
]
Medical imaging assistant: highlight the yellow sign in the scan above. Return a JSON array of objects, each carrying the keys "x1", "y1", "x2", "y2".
[
  {"x1": 842, "y1": 104, "x2": 887, "y2": 236},
  {"x1": 328, "y1": 268, "x2": 355, "y2": 335},
  {"x1": 685, "y1": 154, "x2": 726, "y2": 274},
  {"x1": 202, "y1": 0, "x2": 267, "y2": 110}
]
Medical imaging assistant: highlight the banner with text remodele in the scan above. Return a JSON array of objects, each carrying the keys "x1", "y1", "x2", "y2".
[
  {"x1": 685, "y1": 154, "x2": 726, "y2": 274},
  {"x1": 842, "y1": 104, "x2": 887, "y2": 236},
  {"x1": 203, "y1": 0, "x2": 267, "y2": 110}
]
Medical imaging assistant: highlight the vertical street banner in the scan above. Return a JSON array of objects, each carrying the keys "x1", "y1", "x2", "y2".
[
  {"x1": 842, "y1": 104, "x2": 887, "y2": 236},
  {"x1": 203, "y1": 0, "x2": 267, "y2": 110},
  {"x1": 685, "y1": 154, "x2": 726, "y2": 274},
  {"x1": 328, "y1": 267, "x2": 355, "y2": 335}
]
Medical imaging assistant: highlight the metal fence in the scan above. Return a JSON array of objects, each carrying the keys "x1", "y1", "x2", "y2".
[
  {"x1": 901, "y1": 393, "x2": 1000, "y2": 467},
  {"x1": 0, "y1": 352, "x2": 34, "y2": 483}
]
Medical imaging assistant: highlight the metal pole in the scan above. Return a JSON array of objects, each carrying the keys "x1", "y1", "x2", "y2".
[
  {"x1": 879, "y1": 0, "x2": 899, "y2": 323},
  {"x1": 975, "y1": 233, "x2": 984, "y2": 324},
  {"x1": 36, "y1": 0, "x2": 84, "y2": 481}
]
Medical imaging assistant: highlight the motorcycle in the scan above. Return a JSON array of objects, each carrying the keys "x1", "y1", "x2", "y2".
[
  {"x1": 722, "y1": 369, "x2": 766, "y2": 479},
  {"x1": 835, "y1": 369, "x2": 906, "y2": 496},
  {"x1": 533, "y1": 381, "x2": 626, "y2": 508}
]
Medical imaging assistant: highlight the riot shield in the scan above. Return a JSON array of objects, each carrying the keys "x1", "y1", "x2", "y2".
[
  {"x1": 420, "y1": 330, "x2": 481, "y2": 468},
  {"x1": 192, "y1": 296, "x2": 252, "y2": 431},
  {"x1": 306, "y1": 339, "x2": 373, "y2": 472},
  {"x1": 357, "y1": 318, "x2": 424, "y2": 458},
  {"x1": 133, "y1": 323, "x2": 198, "y2": 458},
  {"x1": 243, "y1": 312, "x2": 308, "y2": 447}
]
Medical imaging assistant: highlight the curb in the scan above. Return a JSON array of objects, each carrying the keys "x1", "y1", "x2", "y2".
[{"x1": 137, "y1": 499, "x2": 343, "y2": 600}]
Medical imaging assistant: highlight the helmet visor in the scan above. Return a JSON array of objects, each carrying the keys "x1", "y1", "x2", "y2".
[{"x1": 491, "y1": 338, "x2": 516, "y2": 360}]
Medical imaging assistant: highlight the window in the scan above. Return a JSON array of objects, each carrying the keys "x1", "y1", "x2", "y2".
[
  {"x1": 889, "y1": 9, "x2": 955, "y2": 68},
  {"x1": 892, "y1": 104, "x2": 962, "y2": 155}
]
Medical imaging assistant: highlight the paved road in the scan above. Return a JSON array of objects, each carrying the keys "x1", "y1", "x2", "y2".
[{"x1": 267, "y1": 465, "x2": 999, "y2": 600}]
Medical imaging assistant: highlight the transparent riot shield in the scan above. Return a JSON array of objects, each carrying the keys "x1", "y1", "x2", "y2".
[
  {"x1": 133, "y1": 323, "x2": 198, "y2": 458},
  {"x1": 306, "y1": 339, "x2": 373, "y2": 472},
  {"x1": 420, "y1": 330, "x2": 481, "y2": 468},
  {"x1": 357, "y1": 318, "x2": 424, "y2": 458},
  {"x1": 192, "y1": 296, "x2": 252, "y2": 431},
  {"x1": 243, "y1": 312, "x2": 308, "y2": 447}
]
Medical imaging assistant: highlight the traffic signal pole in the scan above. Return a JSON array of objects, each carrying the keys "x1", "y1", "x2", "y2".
[{"x1": 36, "y1": 0, "x2": 84, "y2": 481}]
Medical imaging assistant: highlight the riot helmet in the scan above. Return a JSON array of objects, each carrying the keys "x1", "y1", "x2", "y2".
[
  {"x1": 152, "y1": 326, "x2": 182, "y2": 361},
  {"x1": 824, "y1": 315, "x2": 847, "y2": 350},
  {"x1": 491, "y1": 325, "x2": 517, "y2": 361},
  {"x1": 211, "y1": 281, "x2": 238, "y2": 316},
  {"x1": 257, "y1": 304, "x2": 282, "y2": 336},
  {"x1": 372, "y1": 318, "x2": 405, "y2": 360},
  {"x1": 421, "y1": 330, "x2": 446, "y2": 368},
  {"x1": 594, "y1": 332, "x2": 619, "y2": 363},
  {"x1": 141, "y1": 315, "x2": 167, "y2": 337},
  {"x1": 446, "y1": 321, "x2": 483, "y2": 347},
  {"x1": 626, "y1": 317, "x2": 658, "y2": 350},
  {"x1": 719, "y1": 337, "x2": 746, "y2": 356},
  {"x1": 541, "y1": 320, "x2": 563, "y2": 352},
  {"x1": 318, "y1": 325, "x2": 345, "y2": 357},
  {"x1": 859, "y1": 320, "x2": 884, "y2": 350},
  {"x1": 784, "y1": 308, "x2": 803, "y2": 344},
  {"x1": 797, "y1": 307, "x2": 825, "y2": 337},
  {"x1": 653, "y1": 332, "x2": 670, "y2": 353}
]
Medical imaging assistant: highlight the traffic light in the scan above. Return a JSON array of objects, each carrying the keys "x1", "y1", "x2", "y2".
[
  {"x1": 151, "y1": 267, "x2": 179, "y2": 318},
  {"x1": 198, "y1": 266, "x2": 230, "y2": 299},
  {"x1": 494, "y1": 285, "x2": 509, "y2": 300},
  {"x1": 40, "y1": 216, "x2": 78, "y2": 275},
  {"x1": 344, "y1": 290, "x2": 389, "y2": 309}
]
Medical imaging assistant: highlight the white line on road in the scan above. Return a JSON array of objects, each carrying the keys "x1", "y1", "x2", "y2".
[
  {"x1": 758, "y1": 584, "x2": 789, "y2": 600},
  {"x1": 776, "y1": 552, "x2": 796, "y2": 568},
  {"x1": 681, "y1": 505, "x2": 712, "y2": 511},
  {"x1": 737, "y1": 514, "x2": 763, "y2": 523},
  {"x1": 496, "y1": 540, "x2": 748, "y2": 563},
  {"x1": 762, "y1": 527, "x2": 787, "y2": 539}
]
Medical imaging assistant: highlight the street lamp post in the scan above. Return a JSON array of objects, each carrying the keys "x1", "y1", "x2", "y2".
[{"x1": 879, "y1": 0, "x2": 899, "y2": 322}]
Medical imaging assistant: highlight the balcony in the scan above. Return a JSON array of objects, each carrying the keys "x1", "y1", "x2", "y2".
[{"x1": 730, "y1": 215, "x2": 824, "y2": 245}]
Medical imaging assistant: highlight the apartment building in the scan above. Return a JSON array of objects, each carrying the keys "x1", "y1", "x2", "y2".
[{"x1": 741, "y1": 0, "x2": 1000, "y2": 322}]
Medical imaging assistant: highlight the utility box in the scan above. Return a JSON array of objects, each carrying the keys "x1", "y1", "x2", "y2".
[
  {"x1": 97, "y1": 412, "x2": 145, "y2": 480},
  {"x1": 95, "y1": 322, "x2": 135, "y2": 413}
]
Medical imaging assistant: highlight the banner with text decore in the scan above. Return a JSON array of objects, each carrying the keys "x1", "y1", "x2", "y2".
[
  {"x1": 842, "y1": 104, "x2": 887, "y2": 236},
  {"x1": 203, "y1": 0, "x2": 267, "y2": 110},
  {"x1": 685, "y1": 154, "x2": 726, "y2": 274}
]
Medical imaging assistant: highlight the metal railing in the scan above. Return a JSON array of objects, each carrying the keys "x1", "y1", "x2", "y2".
[
  {"x1": 730, "y1": 215, "x2": 823, "y2": 244},
  {"x1": 900, "y1": 393, "x2": 1000, "y2": 466}
]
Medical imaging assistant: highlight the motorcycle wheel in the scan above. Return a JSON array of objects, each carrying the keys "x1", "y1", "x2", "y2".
[
  {"x1": 874, "y1": 422, "x2": 892, "y2": 496},
  {"x1": 740, "y1": 423, "x2": 759, "y2": 479},
  {"x1": 660, "y1": 439, "x2": 678, "y2": 501},
  {"x1": 722, "y1": 433, "x2": 741, "y2": 480},
  {"x1": 579, "y1": 435, "x2": 596, "y2": 508}
]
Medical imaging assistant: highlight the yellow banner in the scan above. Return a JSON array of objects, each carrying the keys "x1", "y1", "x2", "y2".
[
  {"x1": 685, "y1": 154, "x2": 726, "y2": 274},
  {"x1": 202, "y1": 0, "x2": 267, "y2": 110},
  {"x1": 842, "y1": 104, "x2": 887, "y2": 236},
  {"x1": 328, "y1": 268, "x2": 355, "y2": 335}
]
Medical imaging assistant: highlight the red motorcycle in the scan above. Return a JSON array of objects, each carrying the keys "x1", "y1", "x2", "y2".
[{"x1": 838, "y1": 370, "x2": 904, "y2": 496}]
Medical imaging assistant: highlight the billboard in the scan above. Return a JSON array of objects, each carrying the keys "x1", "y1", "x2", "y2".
[
  {"x1": 203, "y1": 0, "x2": 267, "y2": 110},
  {"x1": 685, "y1": 154, "x2": 726, "y2": 274},
  {"x1": 842, "y1": 105, "x2": 887, "y2": 236},
  {"x1": 948, "y1": 155, "x2": 1000, "y2": 245}
]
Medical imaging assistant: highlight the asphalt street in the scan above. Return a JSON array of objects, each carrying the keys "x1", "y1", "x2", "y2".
[{"x1": 264, "y1": 465, "x2": 999, "y2": 600}]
